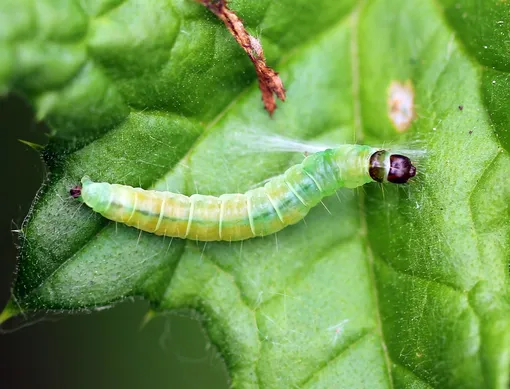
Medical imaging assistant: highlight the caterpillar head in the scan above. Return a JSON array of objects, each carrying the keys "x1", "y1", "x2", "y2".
[{"x1": 369, "y1": 150, "x2": 416, "y2": 184}]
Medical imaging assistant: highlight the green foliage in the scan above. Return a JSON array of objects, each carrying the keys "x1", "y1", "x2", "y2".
[{"x1": 2, "y1": 0, "x2": 510, "y2": 387}]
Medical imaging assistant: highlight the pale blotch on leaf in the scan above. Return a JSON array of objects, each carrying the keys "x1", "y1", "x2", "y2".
[{"x1": 387, "y1": 80, "x2": 416, "y2": 132}]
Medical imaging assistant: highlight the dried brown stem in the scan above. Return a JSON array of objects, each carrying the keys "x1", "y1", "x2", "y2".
[{"x1": 198, "y1": 0, "x2": 286, "y2": 116}]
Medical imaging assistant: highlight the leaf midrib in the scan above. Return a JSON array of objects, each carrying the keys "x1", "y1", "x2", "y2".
[{"x1": 351, "y1": 1, "x2": 395, "y2": 387}]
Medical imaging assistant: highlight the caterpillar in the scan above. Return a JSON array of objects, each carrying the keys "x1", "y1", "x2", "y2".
[{"x1": 70, "y1": 145, "x2": 416, "y2": 242}]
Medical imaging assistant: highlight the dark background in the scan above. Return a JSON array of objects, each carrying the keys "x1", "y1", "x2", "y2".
[{"x1": 0, "y1": 95, "x2": 228, "y2": 389}]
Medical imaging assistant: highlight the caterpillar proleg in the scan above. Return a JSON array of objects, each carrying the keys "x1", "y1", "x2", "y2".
[{"x1": 70, "y1": 145, "x2": 416, "y2": 241}]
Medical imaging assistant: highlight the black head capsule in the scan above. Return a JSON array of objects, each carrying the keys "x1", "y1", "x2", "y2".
[
  {"x1": 369, "y1": 151, "x2": 416, "y2": 184},
  {"x1": 388, "y1": 154, "x2": 416, "y2": 183},
  {"x1": 70, "y1": 185, "x2": 82, "y2": 199}
]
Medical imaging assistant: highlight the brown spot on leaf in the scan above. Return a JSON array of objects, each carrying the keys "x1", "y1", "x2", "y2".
[
  {"x1": 458, "y1": 105, "x2": 464, "y2": 111},
  {"x1": 387, "y1": 80, "x2": 416, "y2": 132},
  {"x1": 198, "y1": 0, "x2": 286, "y2": 116}
]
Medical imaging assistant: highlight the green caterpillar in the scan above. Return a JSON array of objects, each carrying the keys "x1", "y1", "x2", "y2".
[{"x1": 70, "y1": 145, "x2": 416, "y2": 241}]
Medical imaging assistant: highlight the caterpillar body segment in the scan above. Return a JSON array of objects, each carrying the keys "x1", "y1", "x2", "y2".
[{"x1": 73, "y1": 145, "x2": 416, "y2": 241}]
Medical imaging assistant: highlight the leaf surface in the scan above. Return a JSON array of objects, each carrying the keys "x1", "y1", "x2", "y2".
[{"x1": 2, "y1": 0, "x2": 510, "y2": 388}]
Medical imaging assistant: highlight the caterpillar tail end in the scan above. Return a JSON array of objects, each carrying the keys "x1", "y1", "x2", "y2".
[
  {"x1": 70, "y1": 185, "x2": 83, "y2": 201},
  {"x1": 70, "y1": 176, "x2": 94, "y2": 202}
]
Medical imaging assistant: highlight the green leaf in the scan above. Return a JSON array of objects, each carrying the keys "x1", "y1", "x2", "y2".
[{"x1": 3, "y1": 0, "x2": 510, "y2": 388}]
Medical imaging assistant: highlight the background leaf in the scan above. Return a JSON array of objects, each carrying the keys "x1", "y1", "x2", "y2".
[{"x1": 2, "y1": 0, "x2": 510, "y2": 388}]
